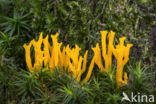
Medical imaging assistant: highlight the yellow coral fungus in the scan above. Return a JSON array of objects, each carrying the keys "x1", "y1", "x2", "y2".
[
  {"x1": 23, "y1": 30, "x2": 133, "y2": 86},
  {"x1": 112, "y1": 37, "x2": 133, "y2": 87},
  {"x1": 23, "y1": 32, "x2": 94, "y2": 83},
  {"x1": 92, "y1": 31, "x2": 132, "y2": 86},
  {"x1": 66, "y1": 45, "x2": 92, "y2": 82}
]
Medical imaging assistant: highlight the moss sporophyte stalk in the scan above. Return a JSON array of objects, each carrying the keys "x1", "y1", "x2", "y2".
[{"x1": 23, "y1": 30, "x2": 133, "y2": 87}]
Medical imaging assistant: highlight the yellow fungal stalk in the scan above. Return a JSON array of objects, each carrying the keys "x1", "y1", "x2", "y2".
[
  {"x1": 101, "y1": 30, "x2": 115, "y2": 72},
  {"x1": 92, "y1": 43, "x2": 104, "y2": 71},
  {"x1": 82, "y1": 57, "x2": 95, "y2": 84},
  {"x1": 23, "y1": 41, "x2": 34, "y2": 72},
  {"x1": 92, "y1": 30, "x2": 115, "y2": 73},
  {"x1": 32, "y1": 32, "x2": 44, "y2": 71}
]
